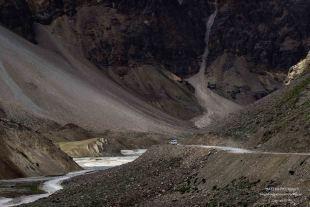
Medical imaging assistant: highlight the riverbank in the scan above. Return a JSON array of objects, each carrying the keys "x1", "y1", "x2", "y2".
[
  {"x1": 22, "y1": 145, "x2": 310, "y2": 206},
  {"x1": 0, "y1": 150, "x2": 145, "y2": 207}
]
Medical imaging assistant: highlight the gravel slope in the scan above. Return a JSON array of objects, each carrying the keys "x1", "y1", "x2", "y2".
[
  {"x1": 0, "y1": 25, "x2": 191, "y2": 134},
  {"x1": 187, "y1": 57, "x2": 310, "y2": 153},
  {"x1": 23, "y1": 145, "x2": 310, "y2": 207}
]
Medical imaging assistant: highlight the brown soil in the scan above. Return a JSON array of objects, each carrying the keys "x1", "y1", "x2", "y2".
[
  {"x1": 23, "y1": 145, "x2": 310, "y2": 207},
  {"x1": 0, "y1": 25, "x2": 192, "y2": 135},
  {"x1": 0, "y1": 118, "x2": 81, "y2": 179},
  {"x1": 185, "y1": 57, "x2": 310, "y2": 153}
]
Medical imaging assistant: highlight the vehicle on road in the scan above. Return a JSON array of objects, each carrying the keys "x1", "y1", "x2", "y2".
[{"x1": 169, "y1": 138, "x2": 178, "y2": 145}]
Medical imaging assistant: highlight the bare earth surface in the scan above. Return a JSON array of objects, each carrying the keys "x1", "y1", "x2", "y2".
[
  {"x1": 0, "y1": 118, "x2": 80, "y2": 179},
  {"x1": 0, "y1": 1, "x2": 309, "y2": 206},
  {"x1": 0, "y1": 25, "x2": 191, "y2": 134},
  {"x1": 22, "y1": 145, "x2": 310, "y2": 207}
]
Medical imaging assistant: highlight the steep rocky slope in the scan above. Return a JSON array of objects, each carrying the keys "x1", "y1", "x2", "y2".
[
  {"x1": 105, "y1": 67, "x2": 202, "y2": 120},
  {"x1": 0, "y1": 0, "x2": 309, "y2": 185},
  {"x1": 187, "y1": 54, "x2": 310, "y2": 153},
  {"x1": 0, "y1": 25, "x2": 193, "y2": 134},
  {"x1": 1, "y1": 0, "x2": 307, "y2": 114},
  {"x1": 2, "y1": 0, "x2": 308, "y2": 106},
  {"x1": 206, "y1": 0, "x2": 310, "y2": 104},
  {"x1": 19, "y1": 61, "x2": 310, "y2": 203},
  {"x1": 1, "y1": 0, "x2": 204, "y2": 123},
  {"x1": 0, "y1": 118, "x2": 80, "y2": 179},
  {"x1": 0, "y1": 0, "x2": 34, "y2": 41},
  {"x1": 34, "y1": 10, "x2": 203, "y2": 121}
]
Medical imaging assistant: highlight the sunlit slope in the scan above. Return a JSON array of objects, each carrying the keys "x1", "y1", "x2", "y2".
[
  {"x1": 201, "y1": 53, "x2": 310, "y2": 152},
  {"x1": 0, "y1": 26, "x2": 190, "y2": 134},
  {"x1": 0, "y1": 118, "x2": 81, "y2": 179}
]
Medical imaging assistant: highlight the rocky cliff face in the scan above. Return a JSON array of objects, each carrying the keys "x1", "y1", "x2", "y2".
[
  {"x1": 37, "y1": 0, "x2": 212, "y2": 78},
  {"x1": 206, "y1": 0, "x2": 310, "y2": 104},
  {"x1": 0, "y1": 0, "x2": 35, "y2": 41},
  {"x1": 0, "y1": 118, "x2": 81, "y2": 179},
  {"x1": 1, "y1": 0, "x2": 309, "y2": 106},
  {"x1": 193, "y1": 55, "x2": 310, "y2": 153},
  {"x1": 1, "y1": 0, "x2": 211, "y2": 76},
  {"x1": 212, "y1": 0, "x2": 310, "y2": 70},
  {"x1": 26, "y1": 0, "x2": 77, "y2": 24}
]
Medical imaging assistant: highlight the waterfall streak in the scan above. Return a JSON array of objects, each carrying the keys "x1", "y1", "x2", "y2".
[{"x1": 187, "y1": 2, "x2": 241, "y2": 128}]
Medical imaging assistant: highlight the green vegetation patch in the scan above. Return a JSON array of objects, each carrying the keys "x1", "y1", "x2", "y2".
[
  {"x1": 0, "y1": 181, "x2": 44, "y2": 198},
  {"x1": 280, "y1": 77, "x2": 310, "y2": 107}
]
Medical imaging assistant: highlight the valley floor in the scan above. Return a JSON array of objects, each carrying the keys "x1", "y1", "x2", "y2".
[
  {"x1": 0, "y1": 154, "x2": 143, "y2": 207},
  {"x1": 0, "y1": 2, "x2": 308, "y2": 206},
  {"x1": 22, "y1": 145, "x2": 310, "y2": 207}
]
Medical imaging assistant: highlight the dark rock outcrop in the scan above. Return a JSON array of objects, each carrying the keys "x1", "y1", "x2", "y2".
[
  {"x1": 40, "y1": 0, "x2": 310, "y2": 105},
  {"x1": 49, "y1": 0, "x2": 310, "y2": 76},
  {"x1": 47, "y1": 0, "x2": 213, "y2": 77},
  {"x1": 202, "y1": 56, "x2": 310, "y2": 153},
  {"x1": 204, "y1": 0, "x2": 310, "y2": 103},
  {"x1": 1, "y1": 0, "x2": 309, "y2": 106},
  {"x1": 211, "y1": 0, "x2": 310, "y2": 71},
  {"x1": 1, "y1": 0, "x2": 309, "y2": 78},
  {"x1": 0, "y1": 108, "x2": 6, "y2": 118},
  {"x1": 26, "y1": 0, "x2": 77, "y2": 24},
  {"x1": 0, "y1": 0, "x2": 35, "y2": 41}
]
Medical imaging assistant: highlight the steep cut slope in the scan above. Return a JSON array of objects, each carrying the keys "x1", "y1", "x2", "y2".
[
  {"x1": 0, "y1": 25, "x2": 193, "y2": 134},
  {"x1": 0, "y1": 118, "x2": 80, "y2": 179}
]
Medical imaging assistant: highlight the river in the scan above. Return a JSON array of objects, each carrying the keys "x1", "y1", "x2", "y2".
[{"x1": 0, "y1": 149, "x2": 146, "y2": 207}]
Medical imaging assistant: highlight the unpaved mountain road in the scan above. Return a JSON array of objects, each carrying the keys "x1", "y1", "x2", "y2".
[
  {"x1": 186, "y1": 145, "x2": 310, "y2": 156},
  {"x1": 1, "y1": 145, "x2": 309, "y2": 207},
  {"x1": 20, "y1": 145, "x2": 310, "y2": 207}
]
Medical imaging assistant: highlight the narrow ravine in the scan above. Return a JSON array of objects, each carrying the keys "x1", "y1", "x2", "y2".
[
  {"x1": 0, "y1": 151, "x2": 146, "y2": 207},
  {"x1": 188, "y1": 1, "x2": 241, "y2": 128}
]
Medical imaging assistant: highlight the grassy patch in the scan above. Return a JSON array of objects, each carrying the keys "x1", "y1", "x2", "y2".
[
  {"x1": 176, "y1": 182, "x2": 191, "y2": 194},
  {"x1": 0, "y1": 181, "x2": 44, "y2": 198},
  {"x1": 280, "y1": 77, "x2": 310, "y2": 106}
]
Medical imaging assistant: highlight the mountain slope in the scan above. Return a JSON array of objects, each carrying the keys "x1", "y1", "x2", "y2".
[
  {"x1": 34, "y1": 14, "x2": 203, "y2": 121},
  {"x1": 0, "y1": 118, "x2": 80, "y2": 179},
  {"x1": 0, "y1": 25, "x2": 193, "y2": 134},
  {"x1": 23, "y1": 145, "x2": 310, "y2": 207},
  {"x1": 1, "y1": 0, "x2": 309, "y2": 129},
  {"x1": 188, "y1": 53, "x2": 310, "y2": 152}
]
